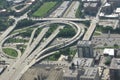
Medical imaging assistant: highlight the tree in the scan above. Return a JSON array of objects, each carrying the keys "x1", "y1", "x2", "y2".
[
  {"x1": 16, "y1": 19, "x2": 35, "y2": 29},
  {"x1": 104, "y1": 56, "x2": 111, "y2": 65},
  {"x1": 114, "y1": 44, "x2": 119, "y2": 48},
  {"x1": 68, "y1": 55, "x2": 72, "y2": 62},
  {"x1": 104, "y1": 43, "x2": 107, "y2": 46}
]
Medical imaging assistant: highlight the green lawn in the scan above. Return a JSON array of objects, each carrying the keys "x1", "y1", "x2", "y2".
[
  {"x1": 32, "y1": 2, "x2": 57, "y2": 17},
  {"x1": 3, "y1": 48, "x2": 18, "y2": 57}
]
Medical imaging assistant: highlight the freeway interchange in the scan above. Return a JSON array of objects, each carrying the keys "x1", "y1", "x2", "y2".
[
  {"x1": 0, "y1": 19, "x2": 85, "y2": 80},
  {"x1": 0, "y1": 1, "x2": 97, "y2": 80}
]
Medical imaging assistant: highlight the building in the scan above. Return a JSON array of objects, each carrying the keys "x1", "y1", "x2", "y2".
[
  {"x1": 77, "y1": 41, "x2": 94, "y2": 58},
  {"x1": 82, "y1": 0, "x2": 101, "y2": 3},
  {"x1": 103, "y1": 48, "x2": 114, "y2": 57},
  {"x1": 84, "y1": 3, "x2": 100, "y2": 15},
  {"x1": 101, "y1": 3, "x2": 113, "y2": 14},
  {"x1": 20, "y1": 66, "x2": 63, "y2": 80},
  {"x1": 107, "y1": 0, "x2": 120, "y2": 8},
  {"x1": 80, "y1": 67, "x2": 100, "y2": 80},
  {"x1": 110, "y1": 58, "x2": 120, "y2": 80},
  {"x1": 82, "y1": 0, "x2": 101, "y2": 15},
  {"x1": 107, "y1": 0, "x2": 120, "y2": 2},
  {"x1": 72, "y1": 58, "x2": 94, "y2": 68},
  {"x1": 63, "y1": 69, "x2": 78, "y2": 80}
]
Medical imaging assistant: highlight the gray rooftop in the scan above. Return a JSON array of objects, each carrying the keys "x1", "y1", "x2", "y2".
[
  {"x1": 63, "y1": 68, "x2": 78, "y2": 78},
  {"x1": 110, "y1": 58, "x2": 120, "y2": 69},
  {"x1": 34, "y1": 61, "x2": 70, "y2": 68},
  {"x1": 84, "y1": 3, "x2": 98, "y2": 7},
  {"x1": 72, "y1": 58, "x2": 94, "y2": 67},
  {"x1": 82, "y1": 0, "x2": 100, "y2": 2},
  {"x1": 80, "y1": 67, "x2": 98, "y2": 78},
  {"x1": 77, "y1": 40, "x2": 92, "y2": 47}
]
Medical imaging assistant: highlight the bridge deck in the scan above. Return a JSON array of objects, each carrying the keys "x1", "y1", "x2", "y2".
[{"x1": 83, "y1": 22, "x2": 96, "y2": 40}]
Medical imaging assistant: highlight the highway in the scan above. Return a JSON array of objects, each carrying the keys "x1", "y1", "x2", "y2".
[
  {"x1": 64, "y1": 1, "x2": 80, "y2": 18},
  {"x1": 49, "y1": 1, "x2": 70, "y2": 18}
]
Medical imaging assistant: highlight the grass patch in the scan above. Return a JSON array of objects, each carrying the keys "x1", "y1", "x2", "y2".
[
  {"x1": 32, "y1": 1, "x2": 57, "y2": 17},
  {"x1": 6, "y1": 38, "x2": 28, "y2": 43},
  {"x1": 93, "y1": 31, "x2": 101, "y2": 36},
  {"x1": 3, "y1": 48, "x2": 18, "y2": 57}
]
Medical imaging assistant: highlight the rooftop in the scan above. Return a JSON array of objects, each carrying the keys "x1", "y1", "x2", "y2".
[
  {"x1": 77, "y1": 40, "x2": 92, "y2": 47},
  {"x1": 63, "y1": 69, "x2": 78, "y2": 78},
  {"x1": 108, "y1": 0, "x2": 120, "y2": 2},
  {"x1": 104, "y1": 3, "x2": 111, "y2": 7},
  {"x1": 115, "y1": 8, "x2": 120, "y2": 13},
  {"x1": 84, "y1": 3, "x2": 98, "y2": 7},
  {"x1": 72, "y1": 58, "x2": 94, "y2": 67},
  {"x1": 82, "y1": 0, "x2": 100, "y2": 2},
  {"x1": 110, "y1": 58, "x2": 120, "y2": 69},
  {"x1": 80, "y1": 67, "x2": 98, "y2": 78},
  {"x1": 34, "y1": 61, "x2": 70, "y2": 68},
  {"x1": 103, "y1": 48, "x2": 114, "y2": 56}
]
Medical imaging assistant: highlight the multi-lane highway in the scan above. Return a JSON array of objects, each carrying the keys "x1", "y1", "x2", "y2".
[
  {"x1": 49, "y1": 1, "x2": 70, "y2": 18},
  {"x1": 64, "y1": 1, "x2": 80, "y2": 18}
]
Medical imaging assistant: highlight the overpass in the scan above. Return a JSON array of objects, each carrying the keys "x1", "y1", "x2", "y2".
[
  {"x1": 83, "y1": 19, "x2": 97, "y2": 40},
  {"x1": 30, "y1": 17, "x2": 90, "y2": 22},
  {"x1": 82, "y1": 0, "x2": 105, "y2": 40}
]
